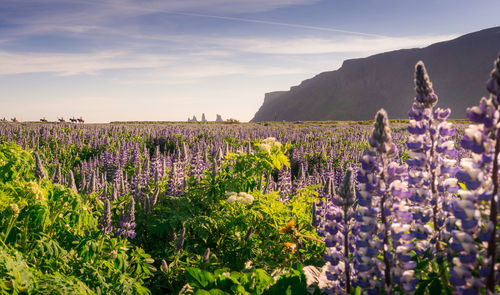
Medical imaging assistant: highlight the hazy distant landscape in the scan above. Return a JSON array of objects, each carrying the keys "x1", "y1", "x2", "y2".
[{"x1": 1, "y1": 1, "x2": 500, "y2": 294}]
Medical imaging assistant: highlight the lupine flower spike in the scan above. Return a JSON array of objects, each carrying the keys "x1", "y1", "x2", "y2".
[
  {"x1": 355, "y1": 109, "x2": 410, "y2": 293},
  {"x1": 322, "y1": 168, "x2": 356, "y2": 294},
  {"x1": 407, "y1": 61, "x2": 458, "y2": 276},
  {"x1": 454, "y1": 52, "x2": 500, "y2": 293},
  {"x1": 98, "y1": 199, "x2": 113, "y2": 235}
]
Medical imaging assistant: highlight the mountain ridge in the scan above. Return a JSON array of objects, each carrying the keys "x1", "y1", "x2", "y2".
[{"x1": 251, "y1": 27, "x2": 500, "y2": 122}]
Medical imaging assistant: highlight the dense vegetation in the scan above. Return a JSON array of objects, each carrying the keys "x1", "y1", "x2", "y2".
[{"x1": 1, "y1": 54, "x2": 500, "y2": 294}]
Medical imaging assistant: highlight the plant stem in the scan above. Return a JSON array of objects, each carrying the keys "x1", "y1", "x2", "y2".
[
  {"x1": 1, "y1": 216, "x2": 16, "y2": 244},
  {"x1": 486, "y1": 135, "x2": 499, "y2": 291},
  {"x1": 438, "y1": 261, "x2": 452, "y2": 295},
  {"x1": 380, "y1": 155, "x2": 392, "y2": 288},
  {"x1": 428, "y1": 118, "x2": 441, "y2": 252},
  {"x1": 343, "y1": 203, "x2": 351, "y2": 294},
  {"x1": 294, "y1": 233, "x2": 325, "y2": 245}
]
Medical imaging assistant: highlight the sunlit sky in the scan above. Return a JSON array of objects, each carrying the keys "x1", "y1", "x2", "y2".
[{"x1": 1, "y1": 0, "x2": 498, "y2": 122}]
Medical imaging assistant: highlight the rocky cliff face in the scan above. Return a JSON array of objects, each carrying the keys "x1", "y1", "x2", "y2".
[{"x1": 251, "y1": 27, "x2": 500, "y2": 122}]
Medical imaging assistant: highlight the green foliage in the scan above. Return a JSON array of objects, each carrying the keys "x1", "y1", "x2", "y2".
[
  {"x1": 264, "y1": 267, "x2": 308, "y2": 295},
  {"x1": 0, "y1": 248, "x2": 34, "y2": 294},
  {"x1": 0, "y1": 142, "x2": 34, "y2": 183},
  {"x1": 222, "y1": 138, "x2": 290, "y2": 193},
  {"x1": 181, "y1": 266, "x2": 310, "y2": 295},
  {"x1": 0, "y1": 142, "x2": 152, "y2": 294},
  {"x1": 0, "y1": 138, "x2": 326, "y2": 294},
  {"x1": 136, "y1": 145, "x2": 322, "y2": 293}
]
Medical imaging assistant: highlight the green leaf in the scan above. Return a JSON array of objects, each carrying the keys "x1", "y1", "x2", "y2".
[
  {"x1": 209, "y1": 289, "x2": 229, "y2": 295},
  {"x1": 263, "y1": 268, "x2": 308, "y2": 295},
  {"x1": 215, "y1": 275, "x2": 238, "y2": 290},
  {"x1": 186, "y1": 267, "x2": 215, "y2": 289},
  {"x1": 429, "y1": 277, "x2": 443, "y2": 295},
  {"x1": 415, "y1": 279, "x2": 431, "y2": 295},
  {"x1": 230, "y1": 284, "x2": 249, "y2": 295}
]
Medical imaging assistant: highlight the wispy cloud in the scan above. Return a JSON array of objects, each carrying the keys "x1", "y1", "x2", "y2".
[
  {"x1": 0, "y1": 33, "x2": 458, "y2": 77},
  {"x1": 0, "y1": 0, "x2": 385, "y2": 40},
  {"x1": 160, "y1": 11, "x2": 386, "y2": 37},
  {"x1": 0, "y1": 49, "x2": 306, "y2": 78},
  {"x1": 220, "y1": 34, "x2": 459, "y2": 55},
  {"x1": 0, "y1": 51, "x2": 174, "y2": 76},
  {"x1": 0, "y1": 0, "x2": 321, "y2": 27}
]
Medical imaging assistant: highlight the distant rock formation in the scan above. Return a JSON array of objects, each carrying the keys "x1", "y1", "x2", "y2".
[
  {"x1": 201, "y1": 113, "x2": 207, "y2": 122},
  {"x1": 216, "y1": 114, "x2": 223, "y2": 122},
  {"x1": 251, "y1": 26, "x2": 500, "y2": 121},
  {"x1": 191, "y1": 115, "x2": 198, "y2": 122}
]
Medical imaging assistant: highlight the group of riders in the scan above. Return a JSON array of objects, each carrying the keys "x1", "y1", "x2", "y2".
[{"x1": 0, "y1": 117, "x2": 85, "y2": 123}]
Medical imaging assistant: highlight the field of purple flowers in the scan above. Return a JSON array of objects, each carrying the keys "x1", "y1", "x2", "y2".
[{"x1": 1, "y1": 54, "x2": 499, "y2": 294}]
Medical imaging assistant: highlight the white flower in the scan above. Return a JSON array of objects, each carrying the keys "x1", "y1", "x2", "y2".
[
  {"x1": 225, "y1": 191, "x2": 254, "y2": 205},
  {"x1": 258, "y1": 143, "x2": 271, "y2": 154},
  {"x1": 227, "y1": 194, "x2": 238, "y2": 204},
  {"x1": 257, "y1": 137, "x2": 282, "y2": 154},
  {"x1": 238, "y1": 192, "x2": 254, "y2": 205}
]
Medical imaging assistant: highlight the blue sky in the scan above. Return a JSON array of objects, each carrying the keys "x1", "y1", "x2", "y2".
[{"x1": 0, "y1": 0, "x2": 498, "y2": 122}]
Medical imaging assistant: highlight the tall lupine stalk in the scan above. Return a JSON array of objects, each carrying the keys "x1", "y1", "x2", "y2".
[
  {"x1": 355, "y1": 109, "x2": 409, "y2": 293},
  {"x1": 454, "y1": 53, "x2": 500, "y2": 293},
  {"x1": 98, "y1": 199, "x2": 113, "y2": 235},
  {"x1": 406, "y1": 62, "x2": 459, "y2": 279},
  {"x1": 116, "y1": 198, "x2": 136, "y2": 239},
  {"x1": 34, "y1": 152, "x2": 46, "y2": 180},
  {"x1": 485, "y1": 53, "x2": 500, "y2": 292},
  {"x1": 314, "y1": 177, "x2": 335, "y2": 238},
  {"x1": 277, "y1": 167, "x2": 292, "y2": 200},
  {"x1": 323, "y1": 168, "x2": 356, "y2": 294}
]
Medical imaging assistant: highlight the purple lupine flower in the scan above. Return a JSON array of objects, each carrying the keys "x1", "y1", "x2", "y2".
[
  {"x1": 452, "y1": 53, "x2": 500, "y2": 293},
  {"x1": 322, "y1": 168, "x2": 356, "y2": 294},
  {"x1": 176, "y1": 227, "x2": 186, "y2": 252},
  {"x1": 354, "y1": 109, "x2": 410, "y2": 293},
  {"x1": 34, "y1": 152, "x2": 46, "y2": 180},
  {"x1": 189, "y1": 151, "x2": 206, "y2": 180},
  {"x1": 98, "y1": 199, "x2": 113, "y2": 235},
  {"x1": 116, "y1": 198, "x2": 136, "y2": 239},
  {"x1": 168, "y1": 162, "x2": 185, "y2": 197},
  {"x1": 53, "y1": 162, "x2": 62, "y2": 184},
  {"x1": 277, "y1": 167, "x2": 292, "y2": 200},
  {"x1": 202, "y1": 248, "x2": 210, "y2": 263},
  {"x1": 161, "y1": 259, "x2": 169, "y2": 273},
  {"x1": 292, "y1": 163, "x2": 307, "y2": 194},
  {"x1": 406, "y1": 61, "x2": 458, "y2": 269},
  {"x1": 68, "y1": 170, "x2": 78, "y2": 192},
  {"x1": 143, "y1": 194, "x2": 152, "y2": 215},
  {"x1": 314, "y1": 177, "x2": 335, "y2": 238},
  {"x1": 89, "y1": 172, "x2": 97, "y2": 194}
]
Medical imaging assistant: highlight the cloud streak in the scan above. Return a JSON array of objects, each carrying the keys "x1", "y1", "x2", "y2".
[
  {"x1": 0, "y1": 33, "x2": 457, "y2": 77},
  {"x1": 149, "y1": 11, "x2": 387, "y2": 37},
  {"x1": 222, "y1": 34, "x2": 458, "y2": 55},
  {"x1": 1, "y1": 0, "x2": 384, "y2": 39},
  {"x1": 0, "y1": 51, "x2": 174, "y2": 76}
]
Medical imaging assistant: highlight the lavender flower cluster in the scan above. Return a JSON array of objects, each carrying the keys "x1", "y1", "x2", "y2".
[{"x1": 317, "y1": 55, "x2": 500, "y2": 294}]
